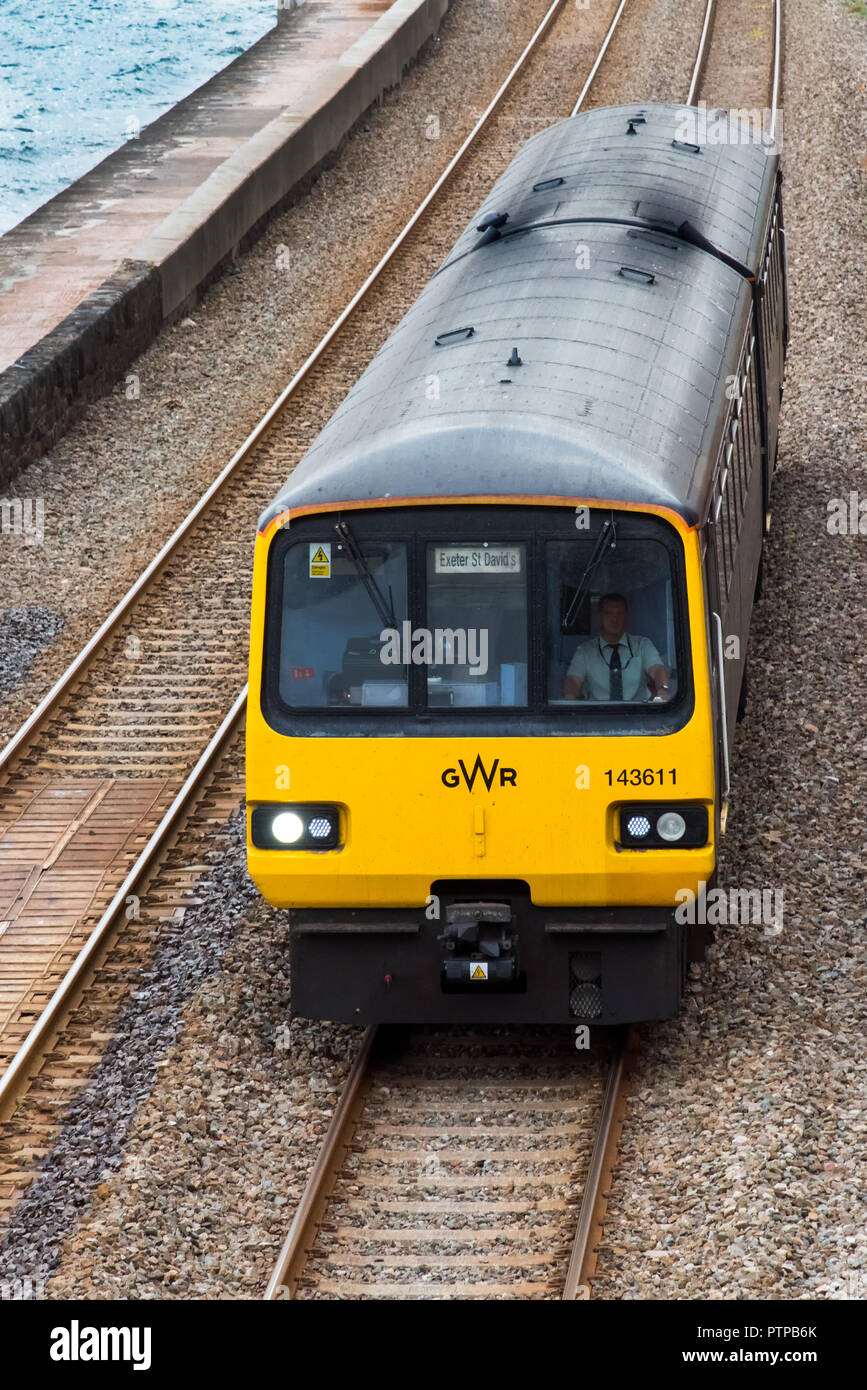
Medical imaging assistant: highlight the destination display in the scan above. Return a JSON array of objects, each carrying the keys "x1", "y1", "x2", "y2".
[{"x1": 433, "y1": 545, "x2": 522, "y2": 574}]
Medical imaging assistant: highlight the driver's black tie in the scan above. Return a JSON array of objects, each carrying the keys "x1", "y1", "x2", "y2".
[{"x1": 608, "y1": 644, "x2": 623, "y2": 701}]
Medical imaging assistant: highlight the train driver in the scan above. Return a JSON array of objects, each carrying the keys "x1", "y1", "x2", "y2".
[{"x1": 563, "y1": 593, "x2": 672, "y2": 702}]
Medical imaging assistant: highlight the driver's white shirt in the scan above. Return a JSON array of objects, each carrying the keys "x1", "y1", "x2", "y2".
[{"x1": 566, "y1": 633, "x2": 662, "y2": 702}]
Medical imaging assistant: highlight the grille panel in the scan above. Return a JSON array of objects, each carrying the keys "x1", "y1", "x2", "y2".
[{"x1": 569, "y1": 952, "x2": 602, "y2": 1019}]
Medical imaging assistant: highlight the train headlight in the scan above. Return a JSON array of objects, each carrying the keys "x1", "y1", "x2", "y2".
[
  {"x1": 626, "y1": 814, "x2": 651, "y2": 839},
  {"x1": 271, "y1": 811, "x2": 305, "y2": 844},
  {"x1": 619, "y1": 805, "x2": 709, "y2": 848},
  {"x1": 656, "y1": 811, "x2": 686, "y2": 842},
  {"x1": 251, "y1": 804, "x2": 342, "y2": 850}
]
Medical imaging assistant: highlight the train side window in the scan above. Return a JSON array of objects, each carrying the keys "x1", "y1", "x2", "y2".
[
  {"x1": 726, "y1": 333, "x2": 761, "y2": 553},
  {"x1": 718, "y1": 485, "x2": 727, "y2": 592},
  {"x1": 713, "y1": 472, "x2": 732, "y2": 602},
  {"x1": 714, "y1": 498, "x2": 725, "y2": 602},
  {"x1": 761, "y1": 245, "x2": 775, "y2": 362},
  {"x1": 767, "y1": 232, "x2": 777, "y2": 316},
  {"x1": 771, "y1": 224, "x2": 783, "y2": 318},
  {"x1": 734, "y1": 412, "x2": 748, "y2": 519},
  {"x1": 739, "y1": 391, "x2": 753, "y2": 518},
  {"x1": 722, "y1": 481, "x2": 735, "y2": 593},
  {"x1": 730, "y1": 422, "x2": 744, "y2": 529},
  {"x1": 763, "y1": 224, "x2": 782, "y2": 355},
  {"x1": 744, "y1": 344, "x2": 755, "y2": 453},
  {"x1": 727, "y1": 471, "x2": 738, "y2": 574},
  {"x1": 741, "y1": 361, "x2": 755, "y2": 487}
]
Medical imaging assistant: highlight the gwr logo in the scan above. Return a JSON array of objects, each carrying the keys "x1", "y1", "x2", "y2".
[{"x1": 441, "y1": 756, "x2": 517, "y2": 791}]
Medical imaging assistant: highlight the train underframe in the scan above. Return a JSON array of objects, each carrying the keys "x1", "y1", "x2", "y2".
[{"x1": 289, "y1": 881, "x2": 712, "y2": 1026}]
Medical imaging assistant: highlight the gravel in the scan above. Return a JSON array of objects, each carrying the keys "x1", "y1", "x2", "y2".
[
  {"x1": 0, "y1": 607, "x2": 64, "y2": 702},
  {"x1": 585, "y1": 0, "x2": 707, "y2": 108}
]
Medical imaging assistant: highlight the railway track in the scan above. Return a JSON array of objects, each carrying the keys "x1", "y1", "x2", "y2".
[
  {"x1": 0, "y1": 734, "x2": 244, "y2": 1218},
  {"x1": 264, "y1": 1027, "x2": 634, "y2": 1300},
  {"x1": 0, "y1": 0, "x2": 783, "y2": 1272},
  {"x1": 694, "y1": 0, "x2": 782, "y2": 119}
]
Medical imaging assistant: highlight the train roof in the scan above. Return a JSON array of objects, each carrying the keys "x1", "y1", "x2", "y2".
[{"x1": 261, "y1": 103, "x2": 780, "y2": 531}]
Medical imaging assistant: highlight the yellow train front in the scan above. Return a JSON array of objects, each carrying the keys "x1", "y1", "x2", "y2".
[{"x1": 246, "y1": 104, "x2": 787, "y2": 1026}]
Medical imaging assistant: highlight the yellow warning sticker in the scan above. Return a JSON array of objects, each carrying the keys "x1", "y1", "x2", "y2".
[
  {"x1": 470, "y1": 962, "x2": 488, "y2": 981},
  {"x1": 309, "y1": 542, "x2": 331, "y2": 578}
]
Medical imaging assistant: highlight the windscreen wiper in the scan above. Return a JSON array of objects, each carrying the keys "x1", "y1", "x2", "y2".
[
  {"x1": 564, "y1": 513, "x2": 617, "y2": 630},
  {"x1": 335, "y1": 519, "x2": 398, "y2": 631}
]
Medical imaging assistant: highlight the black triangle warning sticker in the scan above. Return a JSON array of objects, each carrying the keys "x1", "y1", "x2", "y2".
[{"x1": 311, "y1": 546, "x2": 329, "y2": 563}]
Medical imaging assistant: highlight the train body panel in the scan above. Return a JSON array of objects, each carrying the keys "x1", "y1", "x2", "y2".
[
  {"x1": 246, "y1": 730, "x2": 716, "y2": 909},
  {"x1": 247, "y1": 510, "x2": 715, "y2": 910}
]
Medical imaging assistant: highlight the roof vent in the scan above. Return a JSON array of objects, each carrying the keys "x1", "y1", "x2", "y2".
[
  {"x1": 618, "y1": 265, "x2": 656, "y2": 286},
  {"x1": 671, "y1": 139, "x2": 702, "y2": 154},
  {"x1": 507, "y1": 347, "x2": 523, "y2": 367},
  {"x1": 435, "y1": 326, "x2": 475, "y2": 347},
  {"x1": 626, "y1": 117, "x2": 645, "y2": 135},
  {"x1": 533, "y1": 177, "x2": 564, "y2": 192}
]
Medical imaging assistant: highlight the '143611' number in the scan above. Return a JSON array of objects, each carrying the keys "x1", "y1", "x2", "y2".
[{"x1": 605, "y1": 768, "x2": 677, "y2": 786}]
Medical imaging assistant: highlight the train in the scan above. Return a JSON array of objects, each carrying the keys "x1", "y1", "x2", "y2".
[{"x1": 245, "y1": 102, "x2": 788, "y2": 1027}]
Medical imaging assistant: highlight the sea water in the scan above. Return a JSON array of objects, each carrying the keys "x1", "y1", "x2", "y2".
[{"x1": 0, "y1": 0, "x2": 277, "y2": 235}]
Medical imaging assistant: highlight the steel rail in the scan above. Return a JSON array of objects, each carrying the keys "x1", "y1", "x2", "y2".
[
  {"x1": 0, "y1": 686, "x2": 248, "y2": 1124},
  {"x1": 562, "y1": 1027, "x2": 634, "y2": 1299},
  {"x1": 769, "y1": 0, "x2": 782, "y2": 143},
  {"x1": 0, "y1": 0, "x2": 569, "y2": 783},
  {"x1": 571, "y1": 0, "x2": 629, "y2": 116},
  {"x1": 263, "y1": 1025, "x2": 378, "y2": 1300},
  {"x1": 685, "y1": 0, "x2": 715, "y2": 107}
]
